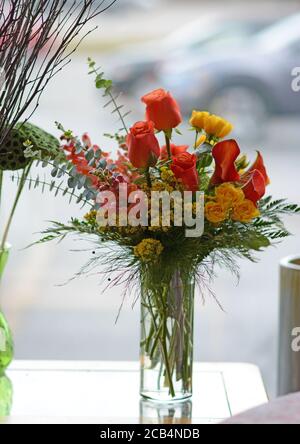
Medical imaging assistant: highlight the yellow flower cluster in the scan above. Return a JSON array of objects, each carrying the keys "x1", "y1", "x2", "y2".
[
  {"x1": 85, "y1": 209, "x2": 147, "y2": 237},
  {"x1": 148, "y1": 221, "x2": 171, "y2": 233},
  {"x1": 134, "y1": 238, "x2": 164, "y2": 263},
  {"x1": 117, "y1": 223, "x2": 146, "y2": 236},
  {"x1": 84, "y1": 210, "x2": 97, "y2": 224},
  {"x1": 151, "y1": 180, "x2": 174, "y2": 193},
  {"x1": 190, "y1": 111, "x2": 233, "y2": 139},
  {"x1": 160, "y1": 167, "x2": 175, "y2": 183},
  {"x1": 205, "y1": 183, "x2": 260, "y2": 224}
]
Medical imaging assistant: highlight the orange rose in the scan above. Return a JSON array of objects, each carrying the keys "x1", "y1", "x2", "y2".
[
  {"x1": 210, "y1": 140, "x2": 241, "y2": 185},
  {"x1": 171, "y1": 152, "x2": 199, "y2": 192},
  {"x1": 160, "y1": 143, "x2": 188, "y2": 160},
  {"x1": 141, "y1": 88, "x2": 182, "y2": 131},
  {"x1": 126, "y1": 121, "x2": 160, "y2": 169}
]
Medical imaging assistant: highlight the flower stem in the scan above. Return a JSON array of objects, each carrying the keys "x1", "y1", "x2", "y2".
[
  {"x1": 145, "y1": 168, "x2": 152, "y2": 189},
  {"x1": 147, "y1": 292, "x2": 176, "y2": 398},
  {"x1": 162, "y1": 314, "x2": 176, "y2": 397},
  {"x1": 165, "y1": 132, "x2": 172, "y2": 160},
  {"x1": 0, "y1": 169, "x2": 3, "y2": 212},
  {"x1": 0, "y1": 163, "x2": 32, "y2": 251},
  {"x1": 194, "y1": 130, "x2": 199, "y2": 150}
]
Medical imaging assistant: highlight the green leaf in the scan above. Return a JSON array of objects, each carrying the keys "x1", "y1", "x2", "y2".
[{"x1": 245, "y1": 233, "x2": 270, "y2": 250}]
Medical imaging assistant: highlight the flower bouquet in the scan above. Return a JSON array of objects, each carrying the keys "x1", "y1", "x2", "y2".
[{"x1": 28, "y1": 61, "x2": 299, "y2": 401}]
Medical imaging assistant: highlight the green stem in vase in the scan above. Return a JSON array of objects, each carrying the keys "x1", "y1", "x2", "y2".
[
  {"x1": 161, "y1": 286, "x2": 176, "y2": 396},
  {"x1": 0, "y1": 162, "x2": 32, "y2": 251},
  {"x1": 147, "y1": 291, "x2": 176, "y2": 398}
]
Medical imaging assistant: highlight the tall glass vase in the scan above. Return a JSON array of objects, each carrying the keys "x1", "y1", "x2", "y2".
[
  {"x1": 140, "y1": 268, "x2": 195, "y2": 402},
  {"x1": 0, "y1": 244, "x2": 14, "y2": 371},
  {"x1": 0, "y1": 373, "x2": 13, "y2": 418}
]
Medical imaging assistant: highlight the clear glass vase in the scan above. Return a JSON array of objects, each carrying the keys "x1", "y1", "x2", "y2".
[
  {"x1": 0, "y1": 373, "x2": 13, "y2": 418},
  {"x1": 140, "y1": 269, "x2": 195, "y2": 402},
  {"x1": 140, "y1": 399, "x2": 192, "y2": 424},
  {"x1": 0, "y1": 245, "x2": 14, "y2": 371}
]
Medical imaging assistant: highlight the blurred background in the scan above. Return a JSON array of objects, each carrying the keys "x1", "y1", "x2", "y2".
[{"x1": 1, "y1": 0, "x2": 300, "y2": 398}]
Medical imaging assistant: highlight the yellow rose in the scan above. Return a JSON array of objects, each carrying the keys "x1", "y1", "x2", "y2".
[
  {"x1": 190, "y1": 111, "x2": 210, "y2": 130},
  {"x1": 215, "y1": 183, "x2": 245, "y2": 209},
  {"x1": 205, "y1": 201, "x2": 228, "y2": 224},
  {"x1": 232, "y1": 200, "x2": 260, "y2": 223},
  {"x1": 190, "y1": 111, "x2": 233, "y2": 139},
  {"x1": 204, "y1": 114, "x2": 233, "y2": 138}
]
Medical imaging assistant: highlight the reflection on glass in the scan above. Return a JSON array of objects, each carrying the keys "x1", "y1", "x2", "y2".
[
  {"x1": 0, "y1": 373, "x2": 13, "y2": 419},
  {"x1": 140, "y1": 399, "x2": 192, "y2": 424}
]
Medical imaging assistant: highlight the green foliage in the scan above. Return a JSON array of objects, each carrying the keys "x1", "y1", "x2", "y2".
[
  {"x1": 20, "y1": 121, "x2": 112, "y2": 208},
  {"x1": 32, "y1": 195, "x2": 300, "y2": 296},
  {"x1": 11, "y1": 173, "x2": 93, "y2": 208},
  {"x1": 87, "y1": 58, "x2": 130, "y2": 133}
]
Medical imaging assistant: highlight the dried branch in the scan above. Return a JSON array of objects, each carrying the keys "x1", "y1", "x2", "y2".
[{"x1": 0, "y1": 0, "x2": 117, "y2": 147}]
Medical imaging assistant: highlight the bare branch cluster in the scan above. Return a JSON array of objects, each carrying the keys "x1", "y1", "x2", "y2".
[{"x1": 0, "y1": 0, "x2": 117, "y2": 145}]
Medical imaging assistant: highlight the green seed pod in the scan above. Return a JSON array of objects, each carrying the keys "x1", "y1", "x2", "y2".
[{"x1": 0, "y1": 122, "x2": 60, "y2": 171}]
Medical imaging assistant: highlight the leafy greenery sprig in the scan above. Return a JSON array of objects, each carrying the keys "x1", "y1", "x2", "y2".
[{"x1": 88, "y1": 58, "x2": 131, "y2": 134}]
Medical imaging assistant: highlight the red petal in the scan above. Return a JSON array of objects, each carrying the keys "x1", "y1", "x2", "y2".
[
  {"x1": 242, "y1": 169, "x2": 266, "y2": 203},
  {"x1": 247, "y1": 151, "x2": 270, "y2": 185},
  {"x1": 211, "y1": 140, "x2": 241, "y2": 185}
]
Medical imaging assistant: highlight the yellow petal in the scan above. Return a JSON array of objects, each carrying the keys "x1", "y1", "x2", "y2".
[{"x1": 196, "y1": 134, "x2": 207, "y2": 148}]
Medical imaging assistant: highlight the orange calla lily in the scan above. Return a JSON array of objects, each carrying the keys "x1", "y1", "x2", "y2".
[
  {"x1": 242, "y1": 170, "x2": 266, "y2": 203},
  {"x1": 247, "y1": 151, "x2": 270, "y2": 185},
  {"x1": 210, "y1": 140, "x2": 241, "y2": 185}
]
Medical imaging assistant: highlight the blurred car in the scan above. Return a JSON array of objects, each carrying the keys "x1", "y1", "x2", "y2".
[
  {"x1": 107, "y1": 0, "x2": 158, "y2": 13},
  {"x1": 158, "y1": 13, "x2": 300, "y2": 138},
  {"x1": 110, "y1": 16, "x2": 273, "y2": 95}
]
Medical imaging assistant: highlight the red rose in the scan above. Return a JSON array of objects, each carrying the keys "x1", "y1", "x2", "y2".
[
  {"x1": 126, "y1": 121, "x2": 160, "y2": 169},
  {"x1": 246, "y1": 151, "x2": 270, "y2": 186},
  {"x1": 171, "y1": 152, "x2": 199, "y2": 192},
  {"x1": 141, "y1": 88, "x2": 182, "y2": 131},
  {"x1": 242, "y1": 170, "x2": 266, "y2": 203},
  {"x1": 210, "y1": 140, "x2": 241, "y2": 185},
  {"x1": 160, "y1": 143, "x2": 188, "y2": 160}
]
